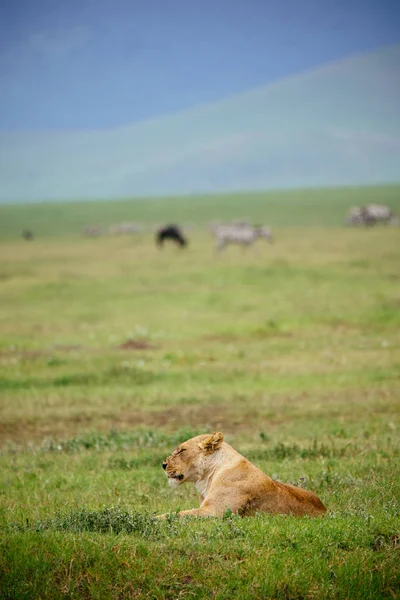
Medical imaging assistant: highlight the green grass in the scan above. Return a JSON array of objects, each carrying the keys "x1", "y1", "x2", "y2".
[
  {"x1": 0, "y1": 186, "x2": 399, "y2": 599},
  {"x1": 1, "y1": 183, "x2": 400, "y2": 239}
]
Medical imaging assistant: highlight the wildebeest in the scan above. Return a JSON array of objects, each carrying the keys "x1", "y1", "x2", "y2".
[
  {"x1": 156, "y1": 225, "x2": 188, "y2": 248},
  {"x1": 214, "y1": 224, "x2": 273, "y2": 251},
  {"x1": 22, "y1": 229, "x2": 34, "y2": 241}
]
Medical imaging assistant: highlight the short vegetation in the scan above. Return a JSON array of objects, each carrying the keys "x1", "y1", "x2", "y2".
[{"x1": 0, "y1": 186, "x2": 399, "y2": 599}]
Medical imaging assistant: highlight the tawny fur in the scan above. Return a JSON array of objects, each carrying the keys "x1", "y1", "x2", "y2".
[{"x1": 158, "y1": 432, "x2": 327, "y2": 519}]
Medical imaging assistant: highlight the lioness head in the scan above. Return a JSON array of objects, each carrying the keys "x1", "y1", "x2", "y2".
[{"x1": 162, "y1": 432, "x2": 224, "y2": 487}]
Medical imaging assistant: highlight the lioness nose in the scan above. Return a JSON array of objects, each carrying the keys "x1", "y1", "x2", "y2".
[{"x1": 162, "y1": 462, "x2": 167, "y2": 470}]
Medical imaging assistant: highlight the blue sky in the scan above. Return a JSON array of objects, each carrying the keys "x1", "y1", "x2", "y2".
[{"x1": 0, "y1": 0, "x2": 399, "y2": 131}]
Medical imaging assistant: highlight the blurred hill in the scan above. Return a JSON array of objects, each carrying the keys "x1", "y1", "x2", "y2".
[{"x1": 0, "y1": 44, "x2": 399, "y2": 203}]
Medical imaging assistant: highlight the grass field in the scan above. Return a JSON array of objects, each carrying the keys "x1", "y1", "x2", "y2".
[
  {"x1": 1, "y1": 183, "x2": 400, "y2": 239},
  {"x1": 0, "y1": 185, "x2": 399, "y2": 599}
]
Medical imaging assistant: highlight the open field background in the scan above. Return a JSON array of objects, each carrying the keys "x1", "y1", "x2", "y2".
[
  {"x1": 0, "y1": 185, "x2": 399, "y2": 599},
  {"x1": 1, "y1": 184, "x2": 400, "y2": 238}
]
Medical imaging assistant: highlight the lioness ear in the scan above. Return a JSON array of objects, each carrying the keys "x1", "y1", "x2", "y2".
[{"x1": 199, "y1": 432, "x2": 224, "y2": 454}]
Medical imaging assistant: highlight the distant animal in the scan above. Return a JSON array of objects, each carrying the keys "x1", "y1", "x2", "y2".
[
  {"x1": 156, "y1": 225, "x2": 188, "y2": 248},
  {"x1": 214, "y1": 224, "x2": 273, "y2": 251},
  {"x1": 208, "y1": 221, "x2": 222, "y2": 233},
  {"x1": 158, "y1": 432, "x2": 327, "y2": 519},
  {"x1": 346, "y1": 205, "x2": 398, "y2": 227},
  {"x1": 83, "y1": 226, "x2": 103, "y2": 237},
  {"x1": 345, "y1": 207, "x2": 365, "y2": 226},
  {"x1": 109, "y1": 222, "x2": 145, "y2": 235},
  {"x1": 361, "y1": 204, "x2": 398, "y2": 227},
  {"x1": 21, "y1": 229, "x2": 34, "y2": 241}
]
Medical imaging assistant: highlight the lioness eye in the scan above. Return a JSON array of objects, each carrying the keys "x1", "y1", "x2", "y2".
[{"x1": 177, "y1": 448, "x2": 186, "y2": 454}]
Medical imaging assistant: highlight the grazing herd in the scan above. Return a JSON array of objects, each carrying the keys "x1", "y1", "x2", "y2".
[
  {"x1": 21, "y1": 203, "x2": 398, "y2": 244},
  {"x1": 79, "y1": 220, "x2": 275, "y2": 251}
]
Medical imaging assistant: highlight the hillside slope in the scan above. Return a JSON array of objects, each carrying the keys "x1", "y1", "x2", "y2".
[{"x1": 0, "y1": 44, "x2": 399, "y2": 202}]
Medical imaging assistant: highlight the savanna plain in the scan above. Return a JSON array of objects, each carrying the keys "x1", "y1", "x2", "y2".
[{"x1": 0, "y1": 186, "x2": 399, "y2": 599}]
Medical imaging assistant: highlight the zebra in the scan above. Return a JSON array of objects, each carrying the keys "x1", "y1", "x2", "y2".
[
  {"x1": 83, "y1": 225, "x2": 103, "y2": 237},
  {"x1": 345, "y1": 205, "x2": 398, "y2": 227},
  {"x1": 361, "y1": 204, "x2": 398, "y2": 227},
  {"x1": 109, "y1": 222, "x2": 145, "y2": 235},
  {"x1": 345, "y1": 207, "x2": 365, "y2": 226},
  {"x1": 214, "y1": 224, "x2": 273, "y2": 251}
]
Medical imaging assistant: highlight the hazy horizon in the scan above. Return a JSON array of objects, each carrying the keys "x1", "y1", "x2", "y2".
[
  {"x1": 1, "y1": 1, "x2": 399, "y2": 203},
  {"x1": 1, "y1": 43, "x2": 400, "y2": 203}
]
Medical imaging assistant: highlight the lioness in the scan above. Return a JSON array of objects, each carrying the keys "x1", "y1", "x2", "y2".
[{"x1": 159, "y1": 432, "x2": 327, "y2": 518}]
